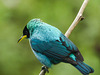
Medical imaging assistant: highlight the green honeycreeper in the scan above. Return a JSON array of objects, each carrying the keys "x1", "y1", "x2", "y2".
[{"x1": 18, "y1": 19, "x2": 94, "y2": 75}]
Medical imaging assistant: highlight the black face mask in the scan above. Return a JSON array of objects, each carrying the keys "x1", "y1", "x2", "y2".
[{"x1": 23, "y1": 26, "x2": 30, "y2": 38}]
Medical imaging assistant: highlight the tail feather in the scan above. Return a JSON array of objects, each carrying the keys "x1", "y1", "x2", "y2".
[{"x1": 74, "y1": 61, "x2": 94, "y2": 75}]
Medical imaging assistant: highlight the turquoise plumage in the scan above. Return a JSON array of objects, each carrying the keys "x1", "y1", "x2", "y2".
[{"x1": 18, "y1": 19, "x2": 94, "y2": 75}]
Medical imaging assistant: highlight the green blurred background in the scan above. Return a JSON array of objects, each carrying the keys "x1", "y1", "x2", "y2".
[{"x1": 0, "y1": 0, "x2": 100, "y2": 75}]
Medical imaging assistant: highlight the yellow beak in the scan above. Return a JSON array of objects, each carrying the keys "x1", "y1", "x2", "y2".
[{"x1": 17, "y1": 35, "x2": 27, "y2": 43}]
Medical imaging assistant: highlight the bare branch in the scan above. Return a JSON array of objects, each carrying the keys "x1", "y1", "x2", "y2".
[
  {"x1": 65, "y1": 0, "x2": 89, "y2": 38},
  {"x1": 39, "y1": 70, "x2": 46, "y2": 75},
  {"x1": 39, "y1": 0, "x2": 89, "y2": 75}
]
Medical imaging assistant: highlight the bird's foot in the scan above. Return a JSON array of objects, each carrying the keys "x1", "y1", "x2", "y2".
[{"x1": 41, "y1": 66, "x2": 49, "y2": 73}]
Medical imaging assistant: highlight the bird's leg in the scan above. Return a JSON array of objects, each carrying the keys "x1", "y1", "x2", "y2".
[{"x1": 41, "y1": 65, "x2": 49, "y2": 73}]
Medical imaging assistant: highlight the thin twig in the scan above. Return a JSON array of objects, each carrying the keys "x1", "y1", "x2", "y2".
[
  {"x1": 39, "y1": 70, "x2": 46, "y2": 75},
  {"x1": 65, "y1": 0, "x2": 89, "y2": 38},
  {"x1": 39, "y1": 0, "x2": 89, "y2": 75}
]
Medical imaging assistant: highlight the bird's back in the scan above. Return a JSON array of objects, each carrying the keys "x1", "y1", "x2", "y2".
[{"x1": 30, "y1": 23, "x2": 61, "y2": 42}]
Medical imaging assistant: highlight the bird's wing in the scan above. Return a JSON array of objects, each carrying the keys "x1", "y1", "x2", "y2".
[
  {"x1": 30, "y1": 33, "x2": 84, "y2": 63},
  {"x1": 59, "y1": 33, "x2": 84, "y2": 61},
  {"x1": 30, "y1": 38, "x2": 70, "y2": 61}
]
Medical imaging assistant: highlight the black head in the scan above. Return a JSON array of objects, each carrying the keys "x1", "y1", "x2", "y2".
[
  {"x1": 17, "y1": 26, "x2": 30, "y2": 43},
  {"x1": 23, "y1": 26, "x2": 30, "y2": 38}
]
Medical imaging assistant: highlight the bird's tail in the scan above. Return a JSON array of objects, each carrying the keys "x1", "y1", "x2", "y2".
[{"x1": 73, "y1": 60, "x2": 94, "y2": 75}]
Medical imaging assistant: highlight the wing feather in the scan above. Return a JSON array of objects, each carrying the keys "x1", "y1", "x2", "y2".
[{"x1": 30, "y1": 33, "x2": 84, "y2": 63}]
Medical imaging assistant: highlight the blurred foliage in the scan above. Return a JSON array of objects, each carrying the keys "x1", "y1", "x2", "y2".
[{"x1": 0, "y1": 0, "x2": 100, "y2": 75}]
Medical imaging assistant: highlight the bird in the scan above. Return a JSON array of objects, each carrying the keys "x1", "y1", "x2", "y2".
[{"x1": 18, "y1": 19, "x2": 94, "y2": 75}]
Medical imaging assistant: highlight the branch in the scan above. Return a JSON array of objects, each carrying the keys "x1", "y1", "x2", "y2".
[
  {"x1": 65, "y1": 0, "x2": 89, "y2": 38},
  {"x1": 39, "y1": 0, "x2": 89, "y2": 75},
  {"x1": 39, "y1": 70, "x2": 46, "y2": 75}
]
